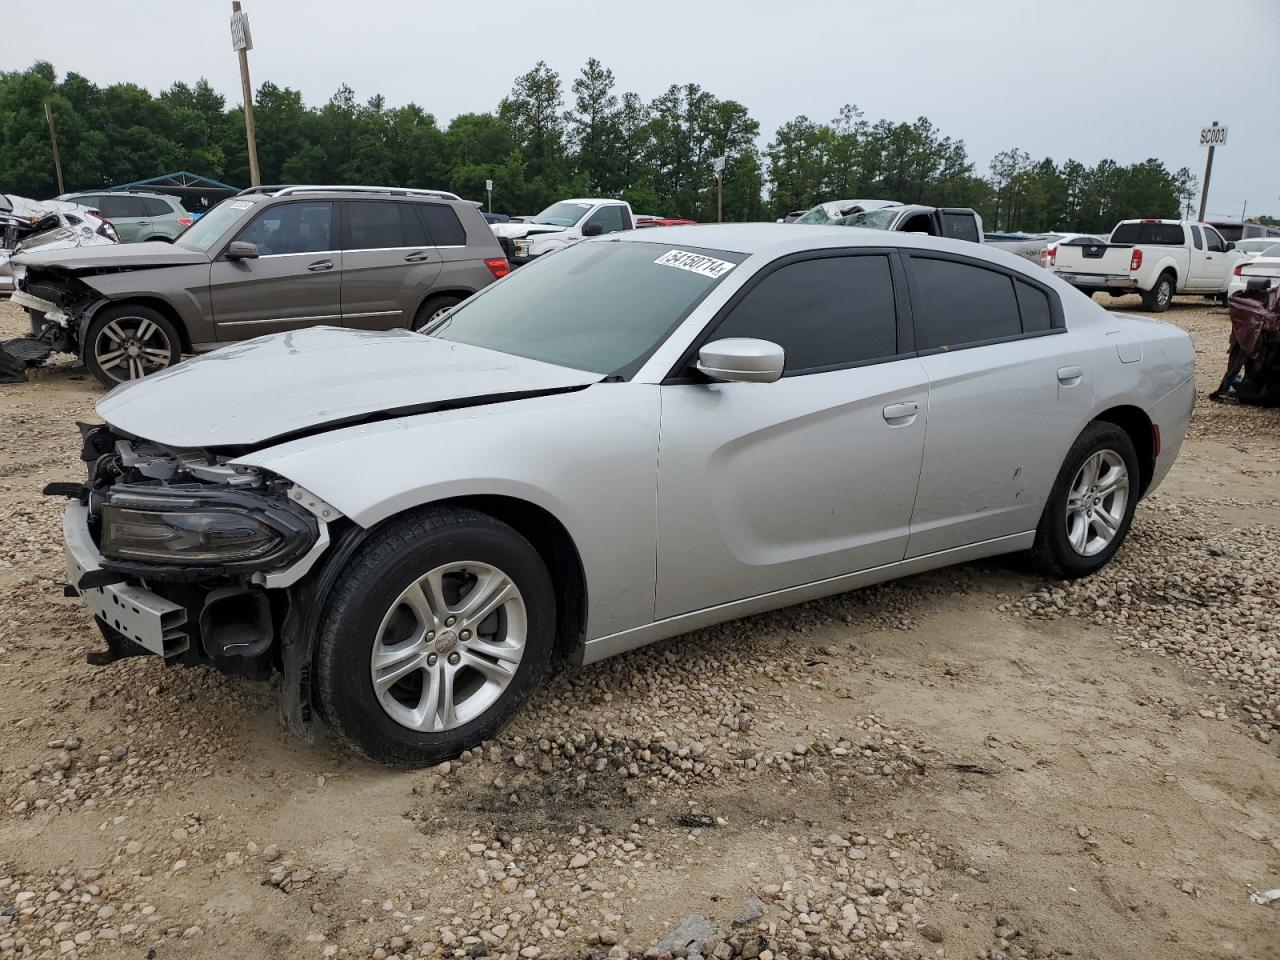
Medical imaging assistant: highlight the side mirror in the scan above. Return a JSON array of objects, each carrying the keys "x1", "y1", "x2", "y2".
[
  {"x1": 696, "y1": 338, "x2": 785, "y2": 384},
  {"x1": 227, "y1": 240, "x2": 259, "y2": 260},
  {"x1": 1225, "y1": 241, "x2": 1236, "y2": 252},
  {"x1": 581, "y1": 223, "x2": 604, "y2": 237}
]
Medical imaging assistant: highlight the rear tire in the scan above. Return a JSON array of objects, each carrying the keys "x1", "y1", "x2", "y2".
[
  {"x1": 413, "y1": 294, "x2": 464, "y2": 331},
  {"x1": 1031, "y1": 421, "x2": 1140, "y2": 579},
  {"x1": 315, "y1": 507, "x2": 555, "y2": 766},
  {"x1": 82, "y1": 304, "x2": 181, "y2": 387},
  {"x1": 1140, "y1": 273, "x2": 1175, "y2": 312}
]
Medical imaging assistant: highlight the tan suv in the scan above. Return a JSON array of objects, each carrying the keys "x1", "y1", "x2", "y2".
[{"x1": 7, "y1": 186, "x2": 509, "y2": 386}]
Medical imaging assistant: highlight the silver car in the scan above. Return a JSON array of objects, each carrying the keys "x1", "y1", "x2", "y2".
[{"x1": 54, "y1": 225, "x2": 1195, "y2": 765}]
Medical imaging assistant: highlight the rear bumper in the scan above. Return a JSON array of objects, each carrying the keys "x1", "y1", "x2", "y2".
[{"x1": 1058, "y1": 272, "x2": 1138, "y2": 290}]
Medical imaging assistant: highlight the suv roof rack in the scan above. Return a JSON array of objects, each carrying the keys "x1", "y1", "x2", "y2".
[
  {"x1": 271, "y1": 185, "x2": 463, "y2": 200},
  {"x1": 234, "y1": 185, "x2": 288, "y2": 196}
]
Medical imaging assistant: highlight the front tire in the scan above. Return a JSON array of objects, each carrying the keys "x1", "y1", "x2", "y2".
[
  {"x1": 315, "y1": 507, "x2": 555, "y2": 766},
  {"x1": 1032, "y1": 421, "x2": 1140, "y2": 579},
  {"x1": 1141, "y1": 273, "x2": 1175, "y2": 312},
  {"x1": 82, "y1": 304, "x2": 181, "y2": 387}
]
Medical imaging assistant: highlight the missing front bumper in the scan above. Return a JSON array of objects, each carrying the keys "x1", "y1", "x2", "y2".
[{"x1": 63, "y1": 501, "x2": 190, "y2": 659}]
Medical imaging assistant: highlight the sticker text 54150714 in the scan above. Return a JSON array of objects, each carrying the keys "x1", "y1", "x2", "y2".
[{"x1": 654, "y1": 249, "x2": 736, "y2": 280}]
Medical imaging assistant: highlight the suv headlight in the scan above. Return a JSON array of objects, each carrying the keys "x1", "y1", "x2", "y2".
[
  {"x1": 98, "y1": 486, "x2": 316, "y2": 572},
  {"x1": 513, "y1": 238, "x2": 530, "y2": 257}
]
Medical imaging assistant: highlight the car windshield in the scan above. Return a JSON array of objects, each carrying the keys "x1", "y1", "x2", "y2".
[
  {"x1": 530, "y1": 201, "x2": 593, "y2": 226},
  {"x1": 837, "y1": 209, "x2": 899, "y2": 229},
  {"x1": 174, "y1": 198, "x2": 256, "y2": 252},
  {"x1": 426, "y1": 240, "x2": 744, "y2": 375},
  {"x1": 793, "y1": 205, "x2": 833, "y2": 225}
]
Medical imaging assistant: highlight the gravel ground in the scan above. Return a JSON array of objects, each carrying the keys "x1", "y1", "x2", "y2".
[{"x1": 0, "y1": 295, "x2": 1276, "y2": 960}]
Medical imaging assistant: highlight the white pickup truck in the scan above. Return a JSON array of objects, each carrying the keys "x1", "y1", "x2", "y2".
[
  {"x1": 836, "y1": 204, "x2": 1045, "y2": 263},
  {"x1": 491, "y1": 198, "x2": 634, "y2": 265},
  {"x1": 1051, "y1": 219, "x2": 1245, "y2": 312}
]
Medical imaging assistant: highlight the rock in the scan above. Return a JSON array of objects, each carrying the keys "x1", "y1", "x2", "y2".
[
  {"x1": 262, "y1": 844, "x2": 281, "y2": 861},
  {"x1": 920, "y1": 924, "x2": 944, "y2": 942},
  {"x1": 183, "y1": 926, "x2": 203, "y2": 938},
  {"x1": 654, "y1": 915, "x2": 723, "y2": 958}
]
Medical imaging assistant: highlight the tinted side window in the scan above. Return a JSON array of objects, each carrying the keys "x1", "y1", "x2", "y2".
[
  {"x1": 142, "y1": 197, "x2": 172, "y2": 217},
  {"x1": 417, "y1": 204, "x2": 466, "y2": 246},
  {"x1": 98, "y1": 195, "x2": 145, "y2": 218},
  {"x1": 1190, "y1": 226, "x2": 1203, "y2": 250},
  {"x1": 713, "y1": 255, "x2": 898, "y2": 373},
  {"x1": 1014, "y1": 279, "x2": 1053, "y2": 333},
  {"x1": 236, "y1": 201, "x2": 333, "y2": 255},
  {"x1": 911, "y1": 257, "x2": 1021, "y2": 349},
  {"x1": 346, "y1": 200, "x2": 404, "y2": 249},
  {"x1": 1204, "y1": 228, "x2": 1225, "y2": 253},
  {"x1": 401, "y1": 203, "x2": 429, "y2": 246},
  {"x1": 586, "y1": 205, "x2": 626, "y2": 234},
  {"x1": 939, "y1": 211, "x2": 979, "y2": 243}
]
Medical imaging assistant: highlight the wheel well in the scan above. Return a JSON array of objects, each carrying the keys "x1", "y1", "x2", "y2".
[
  {"x1": 444, "y1": 495, "x2": 587, "y2": 662},
  {"x1": 101, "y1": 297, "x2": 193, "y2": 352},
  {"x1": 413, "y1": 289, "x2": 474, "y2": 321},
  {"x1": 1157, "y1": 267, "x2": 1177, "y2": 286},
  {"x1": 1094, "y1": 405, "x2": 1155, "y2": 496}
]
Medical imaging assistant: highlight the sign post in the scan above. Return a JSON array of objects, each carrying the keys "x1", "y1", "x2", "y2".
[
  {"x1": 231, "y1": 2, "x2": 261, "y2": 187},
  {"x1": 713, "y1": 155, "x2": 726, "y2": 223},
  {"x1": 485, "y1": 179, "x2": 493, "y2": 213},
  {"x1": 1197, "y1": 121, "x2": 1227, "y2": 222}
]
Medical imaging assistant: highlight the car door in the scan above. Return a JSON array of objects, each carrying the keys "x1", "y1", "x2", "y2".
[
  {"x1": 95, "y1": 195, "x2": 148, "y2": 242},
  {"x1": 655, "y1": 251, "x2": 929, "y2": 619},
  {"x1": 1187, "y1": 225, "x2": 1213, "y2": 289},
  {"x1": 207, "y1": 199, "x2": 341, "y2": 339},
  {"x1": 1202, "y1": 226, "x2": 1235, "y2": 290},
  {"x1": 340, "y1": 199, "x2": 442, "y2": 330},
  {"x1": 902, "y1": 252, "x2": 1093, "y2": 558}
]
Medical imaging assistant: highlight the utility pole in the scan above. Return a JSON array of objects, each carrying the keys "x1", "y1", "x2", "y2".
[
  {"x1": 44, "y1": 101, "x2": 64, "y2": 195},
  {"x1": 713, "y1": 155, "x2": 726, "y2": 223},
  {"x1": 1197, "y1": 120, "x2": 1222, "y2": 222},
  {"x1": 230, "y1": 2, "x2": 261, "y2": 187},
  {"x1": 1241, "y1": 200, "x2": 1247, "y2": 225}
]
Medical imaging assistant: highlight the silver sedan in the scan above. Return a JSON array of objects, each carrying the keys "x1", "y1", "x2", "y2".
[{"x1": 60, "y1": 225, "x2": 1195, "y2": 764}]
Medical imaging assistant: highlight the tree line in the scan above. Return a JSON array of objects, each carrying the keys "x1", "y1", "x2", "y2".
[{"x1": 1, "y1": 59, "x2": 1197, "y2": 232}]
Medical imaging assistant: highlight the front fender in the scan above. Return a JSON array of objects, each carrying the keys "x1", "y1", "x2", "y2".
[{"x1": 235, "y1": 383, "x2": 662, "y2": 640}]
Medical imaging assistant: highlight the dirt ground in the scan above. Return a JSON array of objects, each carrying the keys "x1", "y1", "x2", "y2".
[{"x1": 0, "y1": 294, "x2": 1276, "y2": 960}]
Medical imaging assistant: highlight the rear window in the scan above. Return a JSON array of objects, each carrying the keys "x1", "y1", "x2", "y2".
[
  {"x1": 1111, "y1": 222, "x2": 1185, "y2": 245},
  {"x1": 346, "y1": 200, "x2": 404, "y2": 249},
  {"x1": 417, "y1": 204, "x2": 466, "y2": 246},
  {"x1": 1014, "y1": 280, "x2": 1053, "y2": 333},
  {"x1": 911, "y1": 256, "x2": 1021, "y2": 349},
  {"x1": 142, "y1": 197, "x2": 173, "y2": 217},
  {"x1": 939, "y1": 211, "x2": 979, "y2": 243}
]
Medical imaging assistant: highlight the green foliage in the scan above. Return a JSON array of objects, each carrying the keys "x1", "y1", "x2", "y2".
[{"x1": 0, "y1": 61, "x2": 1198, "y2": 228}]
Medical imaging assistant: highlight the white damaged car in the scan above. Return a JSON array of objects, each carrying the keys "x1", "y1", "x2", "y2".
[{"x1": 53, "y1": 225, "x2": 1195, "y2": 765}]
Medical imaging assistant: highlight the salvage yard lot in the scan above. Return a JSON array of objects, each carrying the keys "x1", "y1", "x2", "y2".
[{"x1": 0, "y1": 297, "x2": 1276, "y2": 960}]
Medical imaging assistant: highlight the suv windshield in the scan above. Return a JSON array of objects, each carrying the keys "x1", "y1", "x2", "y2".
[
  {"x1": 837, "y1": 209, "x2": 898, "y2": 230},
  {"x1": 426, "y1": 240, "x2": 744, "y2": 375},
  {"x1": 174, "y1": 198, "x2": 257, "y2": 252},
  {"x1": 529, "y1": 201, "x2": 593, "y2": 227}
]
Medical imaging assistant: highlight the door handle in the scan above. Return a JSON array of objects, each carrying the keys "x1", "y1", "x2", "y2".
[
  {"x1": 136, "y1": 220, "x2": 152, "y2": 226},
  {"x1": 882, "y1": 401, "x2": 919, "y2": 425},
  {"x1": 1057, "y1": 365, "x2": 1084, "y2": 385},
  {"x1": 307, "y1": 259, "x2": 334, "y2": 272},
  {"x1": 404, "y1": 251, "x2": 432, "y2": 262}
]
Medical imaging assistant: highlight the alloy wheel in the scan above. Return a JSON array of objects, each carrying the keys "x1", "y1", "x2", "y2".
[
  {"x1": 370, "y1": 561, "x2": 526, "y2": 732},
  {"x1": 93, "y1": 316, "x2": 173, "y2": 382},
  {"x1": 1065, "y1": 449, "x2": 1129, "y2": 557}
]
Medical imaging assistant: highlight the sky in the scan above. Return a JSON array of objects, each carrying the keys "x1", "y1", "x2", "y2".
[{"x1": 2, "y1": 0, "x2": 1277, "y2": 220}]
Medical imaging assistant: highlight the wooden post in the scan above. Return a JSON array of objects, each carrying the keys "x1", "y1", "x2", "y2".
[
  {"x1": 1197, "y1": 120, "x2": 1218, "y2": 222},
  {"x1": 232, "y1": 1, "x2": 261, "y2": 187},
  {"x1": 44, "y1": 101, "x2": 64, "y2": 195}
]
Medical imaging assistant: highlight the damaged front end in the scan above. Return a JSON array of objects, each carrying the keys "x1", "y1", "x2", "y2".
[
  {"x1": 1, "y1": 265, "x2": 104, "y2": 383},
  {"x1": 50, "y1": 424, "x2": 343, "y2": 732}
]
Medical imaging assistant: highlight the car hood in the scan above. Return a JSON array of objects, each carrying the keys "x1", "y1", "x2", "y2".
[
  {"x1": 15, "y1": 240, "x2": 207, "y2": 272},
  {"x1": 96, "y1": 326, "x2": 603, "y2": 449},
  {"x1": 490, "y1": 223, "x2": 568, "y2": 240}
]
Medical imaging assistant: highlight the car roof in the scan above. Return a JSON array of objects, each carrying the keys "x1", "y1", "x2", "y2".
[
  {"x1": 561, "y1": 198, "x2": 624, "y2": 205},
  {"x1": 602, "y1": 222, "x2": 1038, "y2": 268}
]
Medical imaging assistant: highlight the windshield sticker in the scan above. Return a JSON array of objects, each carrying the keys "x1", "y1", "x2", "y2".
[
  {"x1": 654, "y1": 249, "x2": 736, "y2": 279},
  {"x1": 229, "y1": 200, "x2": 254, "y2": 210}
]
